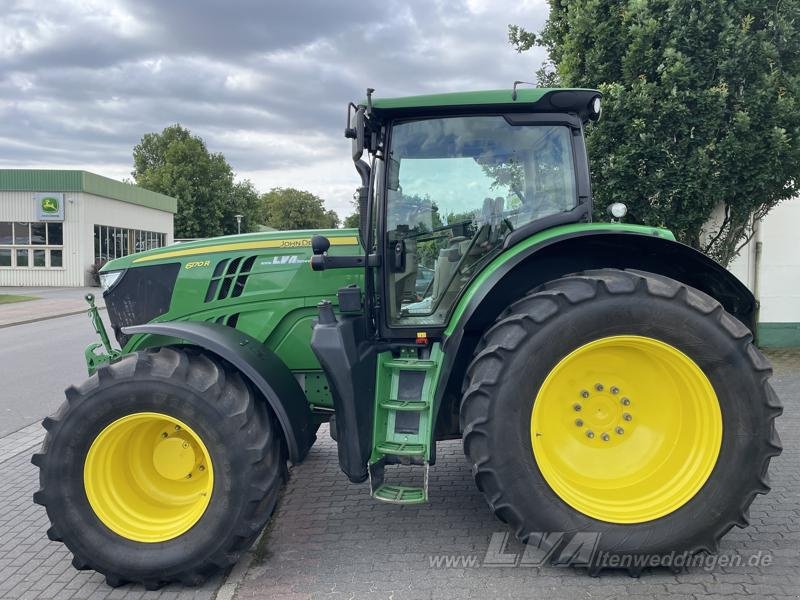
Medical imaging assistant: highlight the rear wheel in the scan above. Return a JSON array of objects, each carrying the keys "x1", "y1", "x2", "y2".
[
  {"x1": 461, "y1": 269, "x2": 782, "y2": 571},
  {"x1": 33, "y1": 347, "x2": 286, "y2": 588}
]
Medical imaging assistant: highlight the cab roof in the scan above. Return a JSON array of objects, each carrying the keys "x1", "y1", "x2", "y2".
[{"x1": 368, "y1": 88, "x2": 601, "y2": 122}]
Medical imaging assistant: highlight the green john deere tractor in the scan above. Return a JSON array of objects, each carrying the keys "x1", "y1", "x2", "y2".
[{"x1": 33, "y1": 87, "x2": 781, "y2": 587}]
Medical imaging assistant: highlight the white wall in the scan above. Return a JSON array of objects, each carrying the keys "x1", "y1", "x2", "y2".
[
  {"x1": 1, "y1": 191, "x2": 174, "y2": 287},
  {"x1": 728, "y1": 197, "x2": 800, "y2": 325},
  {"x1": 0, "y1": 190, "x2": 82, "y2": 286}
]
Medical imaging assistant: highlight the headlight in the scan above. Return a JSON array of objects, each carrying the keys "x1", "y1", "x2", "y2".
[{"x1": 99, "y1": 270, "x2": 125, "y2": 292}]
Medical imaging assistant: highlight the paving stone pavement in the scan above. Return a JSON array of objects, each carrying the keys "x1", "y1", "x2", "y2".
[
  {"x1": 235, "y1": 348, "x2": 800, "y2": 600},
  {"x1": 2, "y1": 349, "x2": 798, "y2": 599}
]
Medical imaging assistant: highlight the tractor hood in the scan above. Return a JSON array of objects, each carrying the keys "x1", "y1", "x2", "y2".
[
  {"x1": 98, "y1": 227, "x2": 364, "y2": 351},
  {"x1": 100, "y1": 228, "x2": 360, "y2": 272}
]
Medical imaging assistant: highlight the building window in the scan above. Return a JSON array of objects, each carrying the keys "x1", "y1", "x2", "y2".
[
  {"x1": 33, "y1": 249, "x2": 46, "y2": 267},
  {"x1": 0, "y1": 221, "x2": 64, "y2": 268},
  {"x1": 0, "y1": 222, "x2": 11, "y2": 245},
  {"x1": 93, "y1": 225, "x2": 165, "y2": 263},
  {"x1": 15, "y1": 222, "x2": 30, "y2": 244},
  {"x1": 16, "y1": 249, "x2": 29, "y2": 267}
]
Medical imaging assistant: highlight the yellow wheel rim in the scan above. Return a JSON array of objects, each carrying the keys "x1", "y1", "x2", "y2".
[
  {"x1": 531, "y1": 335, "x2": 722, "y2": 524},
  {"x1": 84, "y1": 412, "x2": 214, "y2": 543}
]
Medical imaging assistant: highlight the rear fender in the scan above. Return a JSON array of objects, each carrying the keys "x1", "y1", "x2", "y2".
[
  {"x1": 123, "y1": 321, "x2": 315, "y2": 463},
  {"x1": 435, "y1": 230, "x2": 756, "y2": 435}
]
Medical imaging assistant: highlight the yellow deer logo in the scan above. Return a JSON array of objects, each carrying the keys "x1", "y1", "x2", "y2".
[{"x1": 41, "y1": 197, "x2": 59, "y2": 213}]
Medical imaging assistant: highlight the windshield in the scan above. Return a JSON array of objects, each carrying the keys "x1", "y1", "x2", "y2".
[{"x1": 385, "y1": 115, "x2": 577, "y2": 326}]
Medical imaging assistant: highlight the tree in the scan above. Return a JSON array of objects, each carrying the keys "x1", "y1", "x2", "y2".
[
  {"x1": 132, "y1": 124, "x2": 235, "y2": 238},
  {"x1": 342, "y1": 196, "x2": 361, "y2": 228},
  {"x1": 222, "y1": 180, "x2": 265, "y2": 235},
  {"x1": 343, "y1": 212, "x2": 361, "y2": 228},
  {"x1": 261, "y1": 188, "x2": 340, "y2": 230},
  {"x1": 511, "y1": 0, "x2": 800, "y2": 265}
]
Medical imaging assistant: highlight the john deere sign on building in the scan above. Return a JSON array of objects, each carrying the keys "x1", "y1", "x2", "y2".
[
  {"x1": 35, "y1": 193, "x2": 65, "y2": 221},
  {"x1": 0, "y1": 170, "x2": 176, "y2": 287}
]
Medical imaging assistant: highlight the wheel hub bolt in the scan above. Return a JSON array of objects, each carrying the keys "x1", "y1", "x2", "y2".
[
  {"x1": 580, "y1": 390, "x2": 590, "y2": 399},
  {"x1": 615, "y1": 426, "x2": 624, "y2": 435},
  {"x1": 575, "y1": 419, "x2": 584, "y2": 427},
  {"x1": 175, "y1": 425, "x2": 181, "y2": 431},
  {"x1": 623, "y1": 413, "x2": 632, "y2": 421},
  {"x1": 586, "y1": 430, "x2": 595, "y2": 439},
  {"x1": 199, "y1": 465, "x2": 205, "y2": 471},
  {"x1": 621, "y1": 397, "x2": 631, "y2": 406},
  {"x1": 595, "y1": 383, "x2": 604, "y2": 392},
  {"x1": 186, "y1": 473, "x2": 192, "y2": 479},
  {"x1": 161, "y1": 432, "x2": 168, "y2": 438},
  {"x1": 182, "y1": 442, "x2": 189, "y2": 449},
  {"x1": 601, "y1": 433, "x2": 610, "y2": 442},
  {"x1": 573, "y1": 403, "x2": 582, "y2": 412},
  {"x1": 610, "y1": 386, "x2": 619, "y2": 395}
]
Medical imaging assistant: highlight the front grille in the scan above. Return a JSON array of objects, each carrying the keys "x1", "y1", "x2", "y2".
[{"x1": 104, "y1": 263, "x2": 181, "y2": 347}]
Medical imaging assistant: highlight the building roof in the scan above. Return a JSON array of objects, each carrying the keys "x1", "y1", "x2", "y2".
[{"x1": 0, "y1": 169, "x2": 177, "y2": 213}]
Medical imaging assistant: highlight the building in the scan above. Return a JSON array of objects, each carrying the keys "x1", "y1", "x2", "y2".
[
  {"x1": 0, "y1": 170, "x2": 176, "y2": 287},
  {"x1": 728, "y1": 197, "x2": 800, "y2": 347}
]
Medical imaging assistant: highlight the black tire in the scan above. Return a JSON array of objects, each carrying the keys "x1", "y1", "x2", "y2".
[
  {"x1": 32, "y1": 347, "x2": 287, "y2": 588},
  {"x1": 461, "y1": 269, "x2": 782, "y2": 572}
]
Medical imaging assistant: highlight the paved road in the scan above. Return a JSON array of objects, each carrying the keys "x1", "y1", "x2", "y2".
[
  {"x1": 0, "y1": 312, "x2": 107, "y2": 436},
  {"x1": 0, "y1": 349, "x2": 797, "y2": 599}
]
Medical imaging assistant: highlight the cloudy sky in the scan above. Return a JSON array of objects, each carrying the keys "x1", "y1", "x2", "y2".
[{"x1": 1, "y1": 0, "x2": 548, "y2": 219}]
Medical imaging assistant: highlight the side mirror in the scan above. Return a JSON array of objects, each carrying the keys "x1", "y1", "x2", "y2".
[{"x1": 349, "y1": 106, "x2": 366, "y2": 161}]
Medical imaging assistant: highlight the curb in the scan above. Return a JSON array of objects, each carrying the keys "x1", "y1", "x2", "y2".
[{"x1": 0, "y1": 306, "x2": 106, "y2": 329}]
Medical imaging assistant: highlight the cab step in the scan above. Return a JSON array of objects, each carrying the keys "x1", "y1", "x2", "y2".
[
  {"x1": 379, "y1": 398, "x2": 429, "y2": 411},
  {"x1": 368, "y1": 460, "x2": 429, "y2": 505},
  {"x1": 369, "y1": 345, "x2": 442, "y2": 505},
  {"x1": 375, "y1": 441, "x2": 427, "y2": 456},
  {"x1": 382, "y1": 358, "x2": 437, "y2": 371},
  {"x1": 372, "y1": 484, "x2": 427, "y2": 504}
]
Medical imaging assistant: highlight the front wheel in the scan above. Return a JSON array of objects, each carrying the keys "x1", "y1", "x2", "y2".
[
  {"x1": 461, "y1": 269, "x2": 782, "y2": 571},
  {"x1": 33, "y1": 347, "x2": 287, "y2": 588}
]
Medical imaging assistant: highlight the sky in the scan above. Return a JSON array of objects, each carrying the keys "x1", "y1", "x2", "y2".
[{"x1": 0, "y1": 0, "x2": 549, "y2": 220}]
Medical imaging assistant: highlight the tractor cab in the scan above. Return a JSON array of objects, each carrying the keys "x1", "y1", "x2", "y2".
[
  {"x1": 311, "y1": 88, "x2": 600, "y2": 335},
  {"x1": 309, "y1": 88, "x2": 604, "y2": 493}
]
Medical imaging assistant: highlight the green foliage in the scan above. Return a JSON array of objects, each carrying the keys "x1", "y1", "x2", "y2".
[
  {"x1": 512, "y1": 0, "x2": 800, "y2": 265},
  {"x1": 132, "y1": 124, "x2": 236, "y2": 238},
  {"x1": 343, "y1": 212, "x2": 361, "y2": 228},
  {"x1": 262, "y1": 188, "x2": 340, "y2": 230},
  {"x1": 343, "y1": 197, "x2": 361, "y2": 228},
  {"x1": 133, "y1": 125, "x2": 343, "y2": 237},
  {"x1": 222, "y1": 180, "x2": 264, "y2": 235}
]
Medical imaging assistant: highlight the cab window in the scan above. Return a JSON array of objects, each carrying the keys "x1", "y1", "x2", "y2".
[{"x1": 385, "y1": 116, "x2": 577, "y2": 326}]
